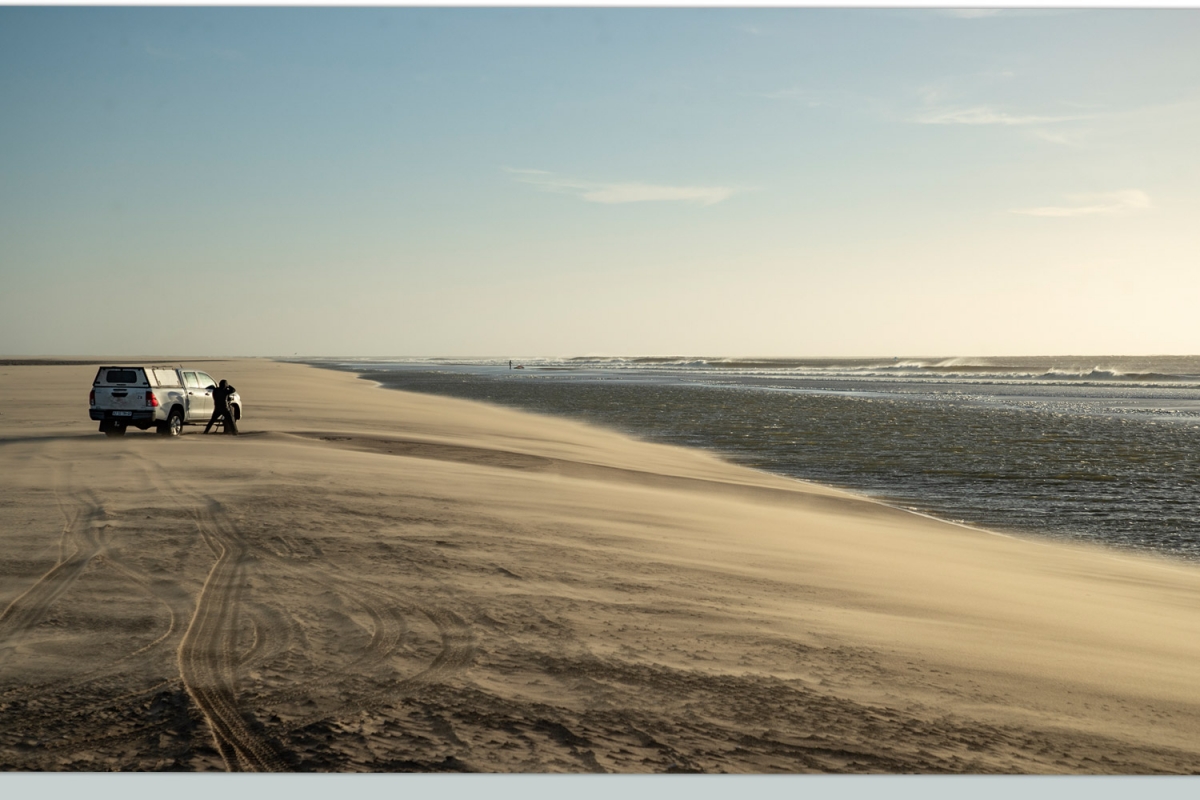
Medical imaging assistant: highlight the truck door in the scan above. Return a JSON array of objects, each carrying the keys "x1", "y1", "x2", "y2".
[
  {"x1": 197, "y1": 372, "x2": 220, "y2": 417},
  {"x1": 183, "y1": 371, "x2": 211, "y2": 421}
]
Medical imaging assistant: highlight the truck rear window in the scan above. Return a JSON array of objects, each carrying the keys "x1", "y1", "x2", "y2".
[{"x1": 104, "y1": 370, "x2": 140, "y2": 384}]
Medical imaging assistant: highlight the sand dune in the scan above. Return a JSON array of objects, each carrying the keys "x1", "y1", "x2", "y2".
[{"x1": 1, "y1": 359, "x2": 1199, "y2": 772}]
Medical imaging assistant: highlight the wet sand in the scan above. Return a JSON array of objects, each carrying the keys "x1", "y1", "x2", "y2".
[{"x1": 2, "y1": 358, "x2": 1200, "y2": 772}]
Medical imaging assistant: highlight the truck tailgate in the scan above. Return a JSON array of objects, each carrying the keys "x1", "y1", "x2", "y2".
[{"x1": 95, "y1": 386, "x2": 145, "y2": 411}]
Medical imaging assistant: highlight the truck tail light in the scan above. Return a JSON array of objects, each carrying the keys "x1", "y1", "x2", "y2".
[
  {"x1": 146, "y1": 390, "x2": 159, "y2": 407},
  {"x1": 89, "y1": 389, "x2": 95, "y2": 406}
]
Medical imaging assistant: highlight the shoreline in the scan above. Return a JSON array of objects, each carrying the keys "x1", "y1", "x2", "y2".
[
  {"x1": 326, "y1": 360, "x2": 1198, "y2": 570},
  {"x1": 3, "y1": 358, "x2": 1200, "y2": 772},
  {"x1": 349, "y1": 365, "x2": 1033, "y2": 544}
]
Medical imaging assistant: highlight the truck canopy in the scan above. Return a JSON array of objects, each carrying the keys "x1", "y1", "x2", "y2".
[{"x1": 92, "y1": 366, "x2": 183, "y2": 388}]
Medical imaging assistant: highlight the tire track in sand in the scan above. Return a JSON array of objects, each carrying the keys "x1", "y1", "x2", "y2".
[
  {"x1": 175, "y1": 499, "x2": 289, "y2": 772},
  {"x1": 1, "y1": 459, "x2": 191, "y2": 705},
  {"x1": 279, "y1": 603, "x2": 475, "y2": 734},
  {"x1": 144, "y1": 455, "x2": 477, "y2": 768},
  {"x1": 132, "y1": 459, "x2": 293, "y2": 771},
  {"x1": 0, "y1": 459, "x2": 202, "y2": 765},
  {"x1": 0, "y1": 466, "x2": 108, "y2": 666},
  {"x1": 248, "y1": 579, "x2": 410, "y2": 709},
  {"x1": 192, "y1": 531, "x2": 475, "y2": 730},
  {"x1": 0, "y1": 462, "x2": 187, "y2": 774},
  {"x1": 240, "y1": 538, "x2": 475, "y2": 726}
]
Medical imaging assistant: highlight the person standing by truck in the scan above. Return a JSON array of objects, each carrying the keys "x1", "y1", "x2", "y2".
[{"x1": 204, "y1": 379, "x2": 239, "y2": 435}]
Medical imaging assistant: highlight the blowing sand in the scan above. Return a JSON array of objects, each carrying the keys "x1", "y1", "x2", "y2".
[{"x1": 1, "y1": 358, "x2": 1199, "y2": 773}]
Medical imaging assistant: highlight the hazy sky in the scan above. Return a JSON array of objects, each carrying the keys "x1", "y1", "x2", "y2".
[{"x1": 2, "y1": 7, "x2": 1199, "y2": 357}]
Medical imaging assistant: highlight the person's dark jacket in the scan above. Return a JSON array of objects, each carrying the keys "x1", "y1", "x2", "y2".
[{"x1": 212, "y1": 383, "x2": 236, "y2": 413}]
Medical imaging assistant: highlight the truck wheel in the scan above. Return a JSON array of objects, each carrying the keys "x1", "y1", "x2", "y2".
[{"x1": 158, "y1": 410, "x2": 183, "y2": 437}]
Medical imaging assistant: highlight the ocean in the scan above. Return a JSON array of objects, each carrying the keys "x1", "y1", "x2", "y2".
[{"x1": 304, "y1": 356, "x2": 1200, "y2": 561}]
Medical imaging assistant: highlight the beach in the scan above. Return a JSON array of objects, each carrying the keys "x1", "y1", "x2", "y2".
[
  {"x1": 2, "y1": 358, "x2": 1200, "y2": 772},
  {"x1": 332, "y1": 356, "x2": 1200, "y2": 559}
]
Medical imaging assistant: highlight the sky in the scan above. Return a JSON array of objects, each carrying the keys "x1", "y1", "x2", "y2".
[{"x1": 2, "y1": 7, "x2": 1199, "y2": 357}]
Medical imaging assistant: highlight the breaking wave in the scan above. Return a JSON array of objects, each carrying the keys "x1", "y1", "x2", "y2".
[{"x1": 303, "y1": 355, "x2": 1200, "y2": 385}]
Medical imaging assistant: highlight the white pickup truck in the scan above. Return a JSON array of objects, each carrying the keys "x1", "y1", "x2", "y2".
[{"x1": 89, "y1": 365, "x2": 242, "y2": 437}]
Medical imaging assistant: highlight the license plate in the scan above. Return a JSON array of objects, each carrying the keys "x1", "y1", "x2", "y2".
[{"x1": 113, "y1": 411, "x2": 132, "y2": 417}]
